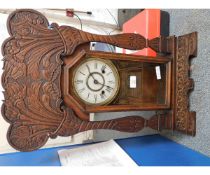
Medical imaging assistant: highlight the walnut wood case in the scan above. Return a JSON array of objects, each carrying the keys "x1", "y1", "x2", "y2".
[{"x1": 1, "y1": 9, "x2": 197, "y2": 151}]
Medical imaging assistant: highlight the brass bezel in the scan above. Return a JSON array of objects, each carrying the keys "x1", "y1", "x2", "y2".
[{"x1": 72, "y1": 57, "x2": 120, "y2": 106}]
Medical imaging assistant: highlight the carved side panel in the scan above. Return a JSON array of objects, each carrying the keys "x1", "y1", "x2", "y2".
[
  {"x1": 174, "y1": 32, "x2": 197, "y2": 136},
  {"x1": 1, "y1": 9, "x2": 66, "y2": 151}
]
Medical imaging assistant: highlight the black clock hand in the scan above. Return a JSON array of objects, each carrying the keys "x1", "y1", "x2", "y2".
[
  {"x1": 86, "y1": 64, "x2": 96, "y2": 81},
  {"x1": 96, "y1": 81, "x2": 114, "y2": 89}
]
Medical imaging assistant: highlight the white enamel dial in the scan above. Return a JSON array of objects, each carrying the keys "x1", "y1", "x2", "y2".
[{"x1": 73, "y1": 58, "x2": 120, "y2": 105}]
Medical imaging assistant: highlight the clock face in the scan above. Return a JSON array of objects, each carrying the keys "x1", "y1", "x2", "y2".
[{"x1": 73, "y1": 58, "x2": 120, "y2": 105}]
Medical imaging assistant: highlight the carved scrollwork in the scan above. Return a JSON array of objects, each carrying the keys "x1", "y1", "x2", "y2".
[
  {"x1": 174, "y1": 32, "x2": 197, "y2": 136},
  {"x1": 1, "y1": 9, "x2": 65, "y2": 151}
]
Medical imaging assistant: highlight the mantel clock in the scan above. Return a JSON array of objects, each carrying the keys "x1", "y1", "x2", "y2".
[{"x1": 1, "y1": 9, "x2": 197, "y2": 151}]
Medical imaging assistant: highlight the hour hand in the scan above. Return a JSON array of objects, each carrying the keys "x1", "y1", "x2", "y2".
[{"x1": 97, "y1": 81, "x2": 113, "y2": 89}]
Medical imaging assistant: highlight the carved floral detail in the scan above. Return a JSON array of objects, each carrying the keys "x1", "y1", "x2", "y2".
[{"x1": 175, "y1": 33, "x2": 197, "y2": 135}]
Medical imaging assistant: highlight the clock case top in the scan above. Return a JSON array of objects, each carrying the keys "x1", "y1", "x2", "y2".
[{"x1": 1, "y1": 9, "x2": 197, "y2": 151}]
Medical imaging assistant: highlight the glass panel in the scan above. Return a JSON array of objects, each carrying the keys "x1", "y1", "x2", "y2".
[{"x1": 113, "y1": 61, "x2": 168, "y2": 106}]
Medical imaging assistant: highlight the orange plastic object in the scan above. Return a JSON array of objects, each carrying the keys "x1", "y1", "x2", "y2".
[{"x1": 122, "y1": 9, "x2": 161, "y2": 56}]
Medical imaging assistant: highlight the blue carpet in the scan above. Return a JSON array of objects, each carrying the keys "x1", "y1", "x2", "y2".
[{"x1": 0, "y1": 134, "x2": 209, "y2": 166}]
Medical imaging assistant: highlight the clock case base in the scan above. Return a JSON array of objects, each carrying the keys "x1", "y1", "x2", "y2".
[{"x1": 1, "y1": 9, "x2": 197, "y2": 151}]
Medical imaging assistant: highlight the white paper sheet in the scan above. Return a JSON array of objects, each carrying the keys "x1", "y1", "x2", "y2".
[{"x1": 58, "y1": 140, "x2": 138, "y2": 167}]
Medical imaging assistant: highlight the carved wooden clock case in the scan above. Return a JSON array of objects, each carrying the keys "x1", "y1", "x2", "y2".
[{"x1": 1, "y1": 9, "x2": 197, "y2": 151}]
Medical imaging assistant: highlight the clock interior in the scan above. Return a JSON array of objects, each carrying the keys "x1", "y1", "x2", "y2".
[{"x1": 114, "y1": 61, "x2": 167, "y2": 105}]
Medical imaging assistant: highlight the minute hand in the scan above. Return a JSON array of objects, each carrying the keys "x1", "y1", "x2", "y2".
[{"x1": 86, "y1": 64, "x2": 96, "y2": 80}]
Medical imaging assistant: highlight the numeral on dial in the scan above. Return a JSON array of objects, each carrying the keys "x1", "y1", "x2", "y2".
[
  {"x1": 94, "y1": 62, "x2": 98, "y2": 69},
  {"x1": 94, "y1": 94, "x2": 97, "y2": 103},
  {"x1": 105, "y1": 86, "x2": 113, "y2": 93},
  {"x1": 78, "y1": 87, "x2": 85, "y2": 93},
  {"x1": 75, "y1": 80, "x2": 83, "y2": 84},
  {"x1": 106, "y1": 72, "x2": 112, "y2": 76},
  {"x1": 108, "y1": 80, "x2": 114, "y2": 84},
  {"x1": 79, "y1": 71, "x2": 86, "y2": 76}
]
